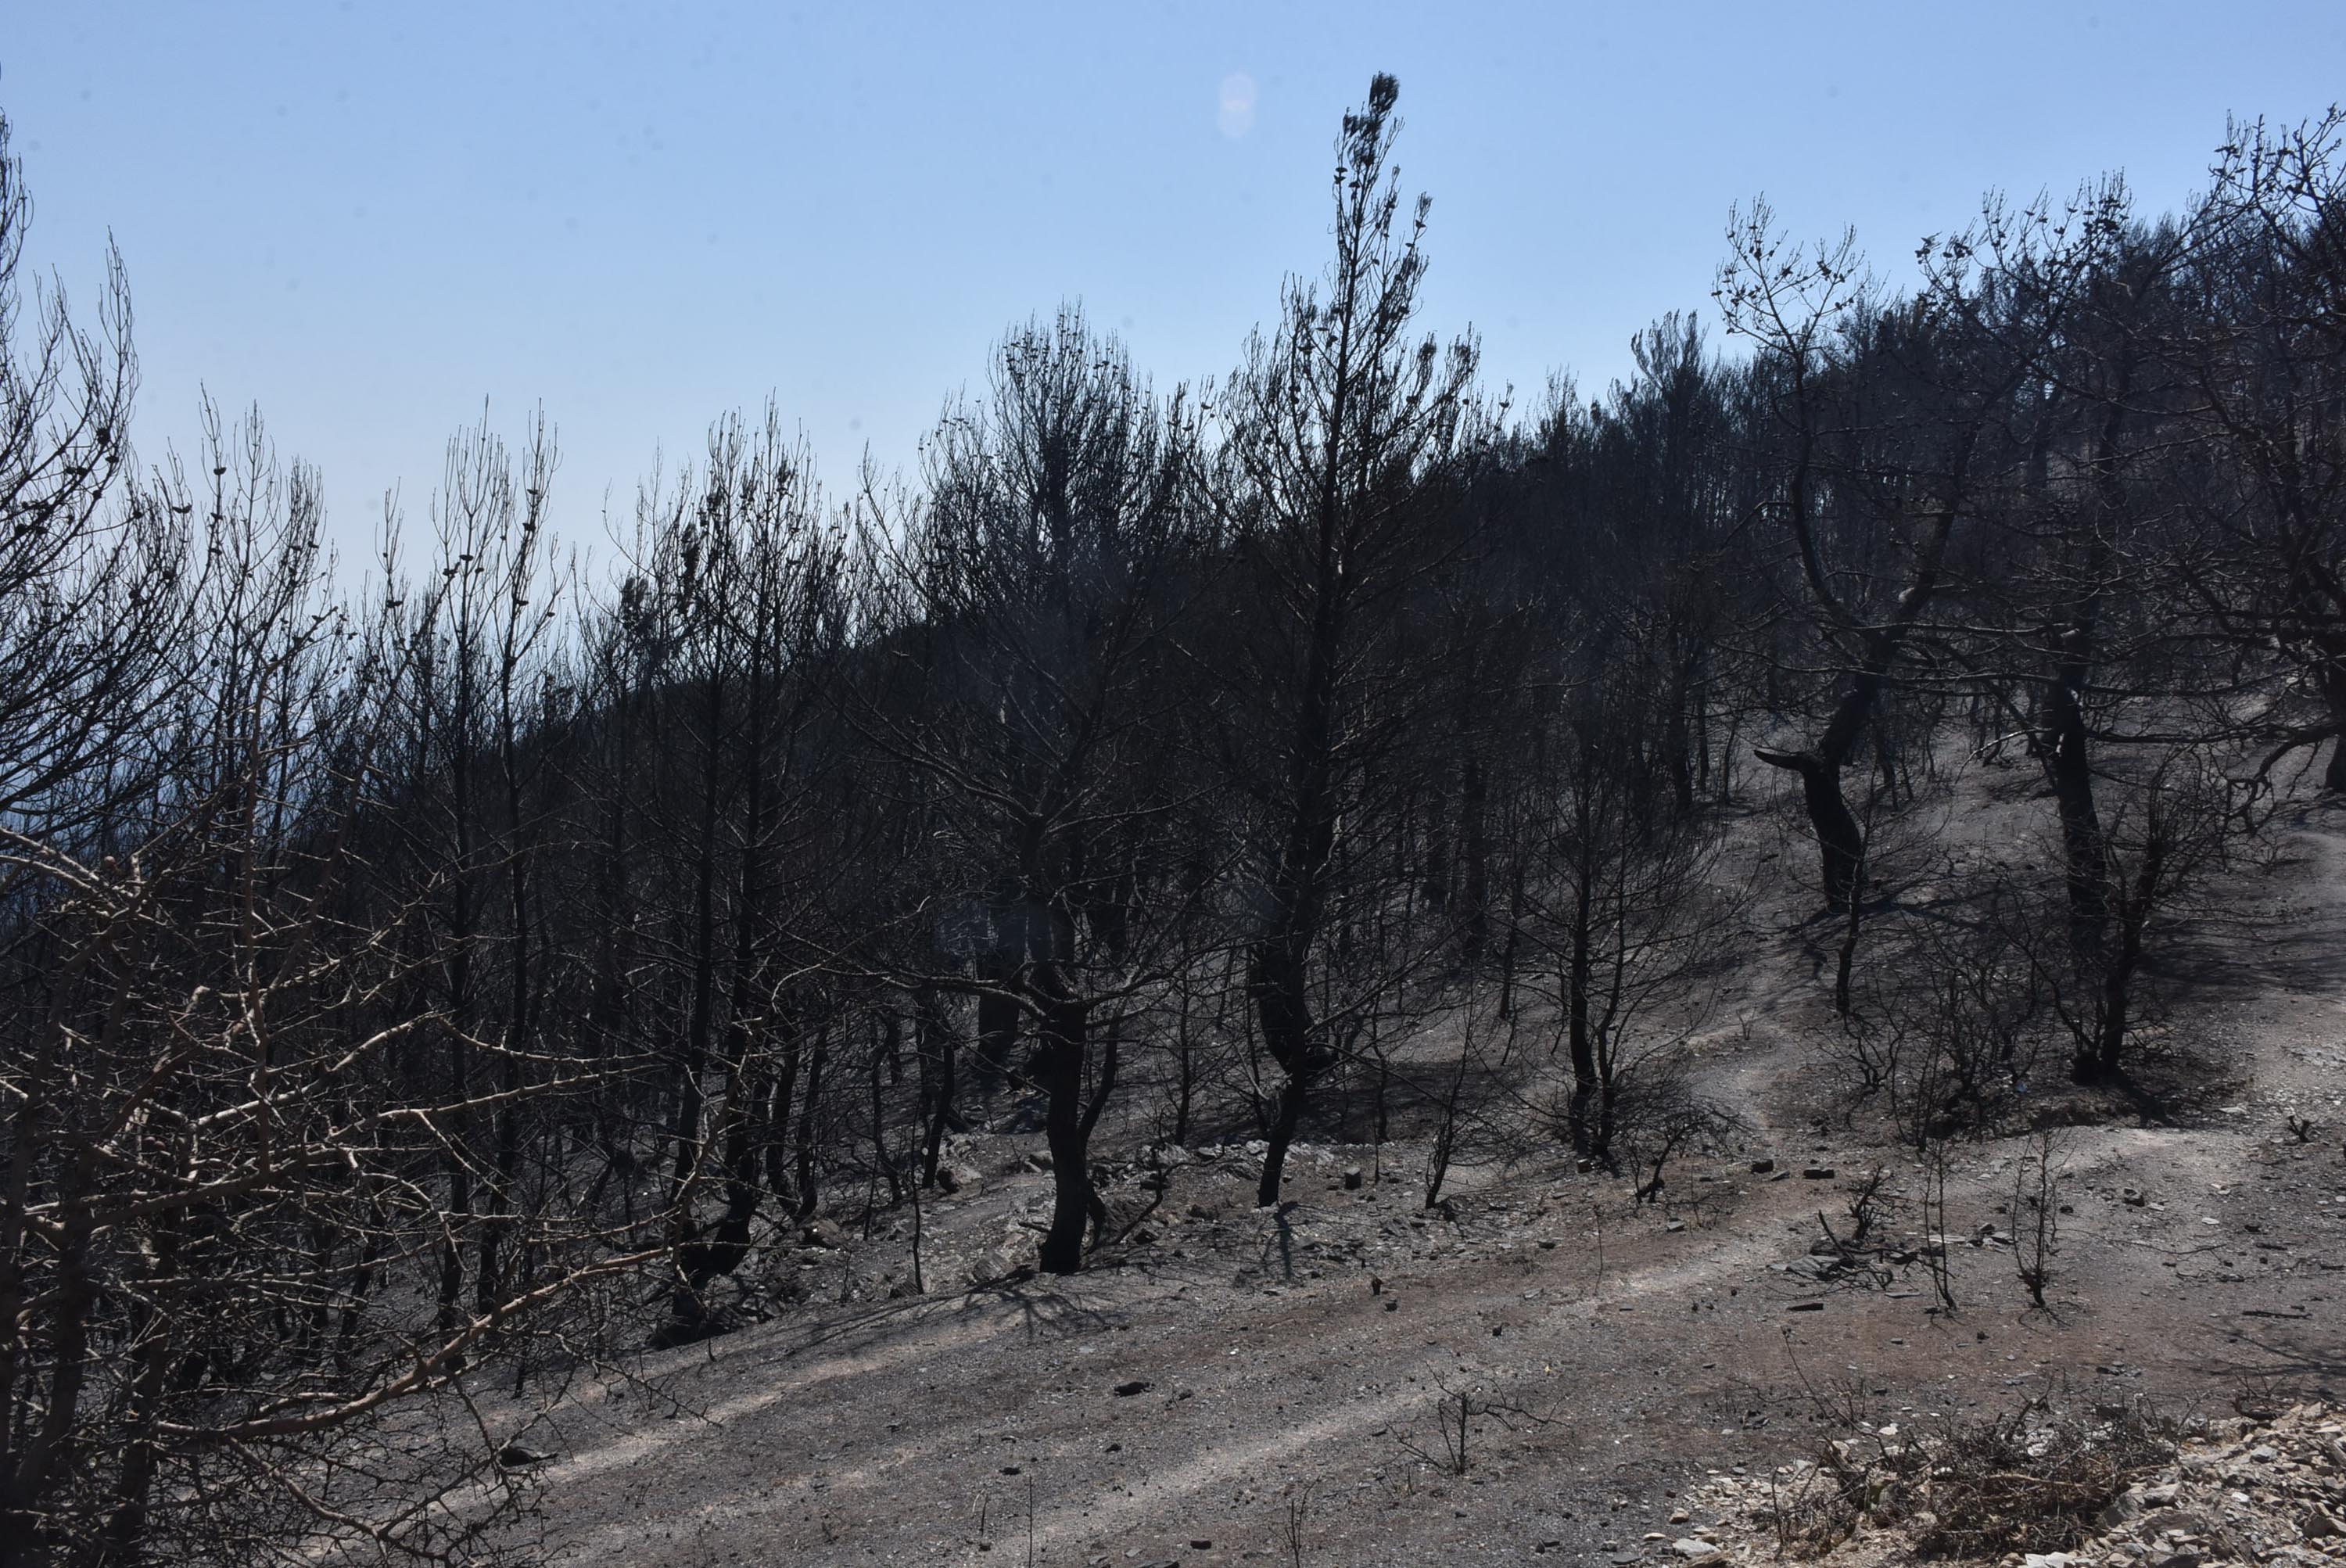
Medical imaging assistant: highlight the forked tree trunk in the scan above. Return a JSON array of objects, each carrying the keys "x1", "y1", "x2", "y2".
[
  {"x1": 1753, "y1": 746, "x2": 1866, "y2": 910},
  {"x1": 1249, "y1": 933, "x2": 1318, "y2": 1207}
]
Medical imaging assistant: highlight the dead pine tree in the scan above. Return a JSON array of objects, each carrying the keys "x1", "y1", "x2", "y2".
[{"x1": 1212, "y1": 71, "x2": 1483, "y2": 1208}]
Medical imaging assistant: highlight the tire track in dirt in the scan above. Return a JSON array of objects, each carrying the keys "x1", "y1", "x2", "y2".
[{"x1": 545, "y1": 1208, "x2": 1792, "y2": 1563}]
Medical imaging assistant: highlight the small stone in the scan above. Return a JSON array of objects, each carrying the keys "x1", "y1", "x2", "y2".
[
  {"x1": 1751, "y1": 1157, "x2": 1776, "y2": 1174},
  {"x1": 1114, "y1": 1380, "x2": 1152, "y2": 1397},
  {"x1": 1788, "y1": 1300, "x2": 1824, "y2": 1312},
  {"x1": 1802, "y1": 1167, "x2": 1835, "y2": 1180},
  {"x1": 1672, "y1": 1538, "x2": 1721, "y2": 1561},
  {"x1": 1343, "y1": 1165, "x2": 1365, "y2": 1190}
]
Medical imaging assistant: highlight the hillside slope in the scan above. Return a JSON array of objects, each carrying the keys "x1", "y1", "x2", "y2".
[{"x1": 513, "y1": 790, "x2": 2346, "y2": 1566}]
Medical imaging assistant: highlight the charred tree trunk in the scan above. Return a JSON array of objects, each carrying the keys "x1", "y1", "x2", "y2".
[
  {"x1": 1250, "y1": 605, "x2": 1340, "y2": 1208},
  {"x1": 1249, "y1": 923, "x2": 1324, "y2": 1209},
  {"x1": 974, "y1": 958, "x2": 1021, "y2": 1083},
  {"x1": 667, "y1": 666, "x2": 726, "y2": 1215},
  {"x1": 766, "y1": 1014, "x2": 801, "y2": 1204},
  {"x1": 916, "y1": 984, "x2": 956, "y2": 1186},
  {"x1": 672, "y1": 631, "x2": 774, "y2": 1340},
  {"x1": 1461, "y1": 752, "x2": 1490, "y2": 957},
  {"x1": 2075, "y1": 824, "x2": 2167, "y2": 1085},
  {"x1": 1753, "y1": 652, "x2": 1886, "y2": 911},
  {"x1": 2322, "y1": 663, "x2": 2346, "y2": 793},
  {"x1": 1566, "y1": 870, "x2": 1598, "y2": 1157},
  {"x1": 1036, "y1": 973, "x2": 1095, "y2": 1274},
  {"x1": 98, "y1": 1196, "x2": 179, "y2": 1562},
  {"x1": 792, "y1": 1026, "x2": 827, "y2": 1221},
  {"x1": 2043, "y1": 626, "x2": 2107, "y2": 949}
]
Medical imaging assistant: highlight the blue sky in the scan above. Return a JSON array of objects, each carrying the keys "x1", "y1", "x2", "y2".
[{"x1": 7, "y1": 2, "x2": 2342, "y2": 559}]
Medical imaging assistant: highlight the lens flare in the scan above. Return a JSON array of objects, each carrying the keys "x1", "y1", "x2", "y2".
[{"x1": 1218, "y1": 72, "x2": 1257, "y2": 138}]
